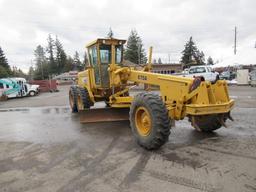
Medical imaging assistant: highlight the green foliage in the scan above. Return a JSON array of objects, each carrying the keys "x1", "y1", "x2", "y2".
[
  {"x1": 207, "y1": 56, "x2": 214, "y2": 65},
  {"x1": 55, "y1": 36, "x2": 67, "y2": 73},
  {"x1": 34, "y1": 45, "x2": 49, "y2": 80},
  {"x1": 181, "y1": 37, "x2": 205, "y2": 68},
  {"x1": 0, "y1": 65, "x2": 9, "y2": 78},
  {"x1": 12, "y1": 66, "x2": 27, "y2": 78},
  {"x1": 158, "y1": 58, "x2": 162, "y2": 64},
  {"x1": 31, "y1": 34, "x2": 84, "y2": 79},
  {"x1": 0, "y1": 47, "x2": 12, "y2": 78},
  {"x1": 83, "y1": 51, "x2": 89, "y2": 68},
  {"x1": 46, "y1": 34, "x2": 57, "y2": 75},
  {"x1": 64, "y1": 56, "x2": 74, "y2": 72},
  {"x1": 124, "y1": 29, "x2": 147, "y2": 64},
  {"x1": 73, "y1": 51, "x2": 83, "y2": 71},
  {"x1": 28, "y1": 66, "x2": 34, "y2": 80}
]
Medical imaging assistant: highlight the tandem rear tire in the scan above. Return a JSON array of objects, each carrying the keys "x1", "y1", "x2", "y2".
[
  {"x1": 130, "y1": 92, "x2": 171, "y2": 150},
  {"x1": 189, "y1": 114, "x2": 227, "y2": 132}
]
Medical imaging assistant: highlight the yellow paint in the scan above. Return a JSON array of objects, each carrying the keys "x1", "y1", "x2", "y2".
[
  {"x1": 76, "y1": 37, "x2": 234, "y2": 121},
  {"x1": 135, "y1": 107, "x2": 152, "y2": 136}
]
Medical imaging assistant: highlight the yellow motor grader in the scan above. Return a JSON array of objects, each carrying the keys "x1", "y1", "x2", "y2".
[{"x1": 69, "y1": 38, "x2": 234, "y2": 150}]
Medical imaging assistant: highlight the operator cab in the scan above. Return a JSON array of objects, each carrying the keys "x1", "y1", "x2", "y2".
[{"x1": 86, "y1": 38, "x2": 126, "y2": 87}]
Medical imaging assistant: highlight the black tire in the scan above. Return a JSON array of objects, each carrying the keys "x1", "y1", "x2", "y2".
[
  {"x1": 29, "y1": 91, "x2": 36, "y2": 97},
  {"x1": 69, "y1": 86, "x2": 78, "y2": 113},
  {"x1": 211, "y1": 75, "x2": 220, "y2": 84},
  {"x1": 77, "y1": 87, "x2": 93, "y2": 109},
  {"x1": 129, "y1": 92, "x2": 171, "y2": 150},
  {"x1": 188, "y1": 114, "x2": 227, "y2": 132}
]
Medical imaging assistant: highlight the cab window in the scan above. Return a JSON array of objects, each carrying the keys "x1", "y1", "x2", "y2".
[
  {"x1": 88, "y1": 46, "x2": 100, "y2": 84},
  {"x1": 190, "y1": 67, "x2": 206, "y2": 74},
  {"x1": 0, "y1": 83, "x2": 3, "y2": 89},
  {"x1": 100, "y1": 45, "x2": 111, "y2": 64},
  {"x1": 115, "y1": 45, "x2": 122, "y2": 64},
  {"x1": 89, "y1": 45, "x2": 98, "y2": 66}
]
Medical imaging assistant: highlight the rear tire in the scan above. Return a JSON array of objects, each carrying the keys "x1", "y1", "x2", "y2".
[
  {"x1": 130, "y1": 93, "x2": 171, "y2": 150},
  {"x1": 69, "y1": 86, "x2": 78, "y2": 113},
  {"x1": 189, "y1": 114, "x2": 227, "y2": 132}
]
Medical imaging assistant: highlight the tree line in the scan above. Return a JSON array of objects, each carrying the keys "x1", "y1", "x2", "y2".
[
  {"x1": 124, "y1": 31, "x2": 214, "y2": 68},
  {"x1": 0, "y1": 47, "x2": 27, "y2": 78},
  {"x1": 1, "y1": 29, "x2": 215, "y2": 79},
  {"x1": 32, "y1": 29, "x2": 148, "y2": 80},
  {"x1": 31, "y1": 34, "x2": 87, "y2": 80},
  {"x1": 181, "y1": 36, "x2": 214, "y2": 68}
]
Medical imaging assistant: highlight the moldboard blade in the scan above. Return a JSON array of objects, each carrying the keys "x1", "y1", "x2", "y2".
[{"x1": 79, "y1": 107, "x2": 130, "y2": 123}]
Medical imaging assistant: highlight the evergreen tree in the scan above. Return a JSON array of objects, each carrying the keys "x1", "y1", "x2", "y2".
[
  {"x1": 124, "y1": 29, "x2": 147, "y2": 64},
  {"x1": 107, "y1": 27, "x2": 114, "y2": 38},
  {"x1": 55, "y1": 36, "x2": 67, "y2": 73},
  {"x1": 46, "y1": 34, "x2": 56, "y2": 75},
  {"x1": 73, "y1": 51, "x2": 82, "y2": 71},
  {"x1": 207, "y1": 56, "x2": 214, "y2": 65},
  {"x1": 83, "y1": 51, "x2": 89, "y2": 68},
  {"x1": 0, "y1": 66, "x2": 9, "y2": 78},
  {"x1": 64, "y1": 56, "x2": 74, "y2": 72},
  {"x1": 34, "y1": 45, "x2": 48, "y2": 79},
  {"x1": 181, "y1": 37, "x2": 205, "y2": 67},
  {"x1": 158, "y1": 58, "x2": 162, "y2": 64},
  {"x1": 137, "y1": 37, "x2": 147, "y2": 64},
  {"x1": 0, "y1": 47, "x2": 11, "y2": 77},
  {"x1": 195, "y1": 51, "x2": 205, "y2": 64},
  {"x1": 28, "y1": 66, "x2": 34, "y2": 80}
]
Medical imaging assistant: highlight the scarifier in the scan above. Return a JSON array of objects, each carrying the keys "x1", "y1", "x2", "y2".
[{"x1": 69, "y1": 38, "x2": 234, "y2": 150}]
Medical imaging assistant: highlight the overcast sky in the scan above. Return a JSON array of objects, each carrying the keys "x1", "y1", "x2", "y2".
[{"x1": 0, "y1": 0, "x2": 255, "y2": 72}]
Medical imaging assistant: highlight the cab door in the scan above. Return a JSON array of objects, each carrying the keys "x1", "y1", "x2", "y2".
[
  {"x1": 99, "y1": 44, "x2": 111, "y2": 87},
  {"x1": 88, "y1": 45, "x2": 101, "y2": 86}
]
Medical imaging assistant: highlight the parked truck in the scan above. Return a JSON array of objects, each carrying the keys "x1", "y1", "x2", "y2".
[
  {"x1": 182, "y1": 65, "x2": 219, "y2": 82},
  {"x1": 0, "y1": 78, "x2": 39, "y2": 100}
]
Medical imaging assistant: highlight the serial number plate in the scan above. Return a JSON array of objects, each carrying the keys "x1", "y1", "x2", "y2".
[{"x1": 138, "y1": 75, "x2": 147, "y2": 81}]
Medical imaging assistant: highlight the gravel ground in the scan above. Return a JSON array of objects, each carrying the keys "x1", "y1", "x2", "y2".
[{"x1": 0, "y1": 85, "x2": 256, "y2": 192}]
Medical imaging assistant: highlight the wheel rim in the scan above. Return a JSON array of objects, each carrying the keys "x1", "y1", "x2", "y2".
[
  {"x1": 135, "y1": 106, "x2": 152, "y2": 136},
  {"x1": 30, "y1": 92, "x2": 35, "y2": 96}
]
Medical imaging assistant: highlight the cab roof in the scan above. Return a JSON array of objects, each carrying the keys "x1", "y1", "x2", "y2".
[{"x1": 86, "y1": 38, "x2": 126, "y2": 48}]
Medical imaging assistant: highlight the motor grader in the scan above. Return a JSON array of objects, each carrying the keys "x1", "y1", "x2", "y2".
[{"x1": 69, "y1": 38, "x2": 234, "y2": 150}]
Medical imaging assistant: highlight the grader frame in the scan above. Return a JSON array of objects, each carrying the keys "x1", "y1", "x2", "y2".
[{"x1": 69, "y1": 38, "x2": 234, "y2": 149}]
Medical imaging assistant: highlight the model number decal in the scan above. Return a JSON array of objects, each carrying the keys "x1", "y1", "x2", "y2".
[{"x1": 138, "y1": 75, "x2": 147, "y2": 81}]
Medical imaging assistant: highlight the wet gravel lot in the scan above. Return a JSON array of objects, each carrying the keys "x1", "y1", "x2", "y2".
[{"x1": 0, "y1": 85, "x2": 256, "y2": 192}]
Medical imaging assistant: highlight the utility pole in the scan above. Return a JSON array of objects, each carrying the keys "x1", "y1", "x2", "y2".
[{"x1": 234, "y1": 26, "x2": 237, "y2": 55}]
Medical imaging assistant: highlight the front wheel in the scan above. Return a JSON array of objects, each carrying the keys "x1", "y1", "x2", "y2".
[
  {"x1": 29, "y1": 91, "x2": 36, "y2": 97},
  {"x1": 69, "y1": 86, "x2": 78, "y2": 113},
  {"x1": 77, "y1": 87, "x2": 93, "y2": 110},
  {"x1": 129, "y1": 93, "x2": 171, "y2": 150}
]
